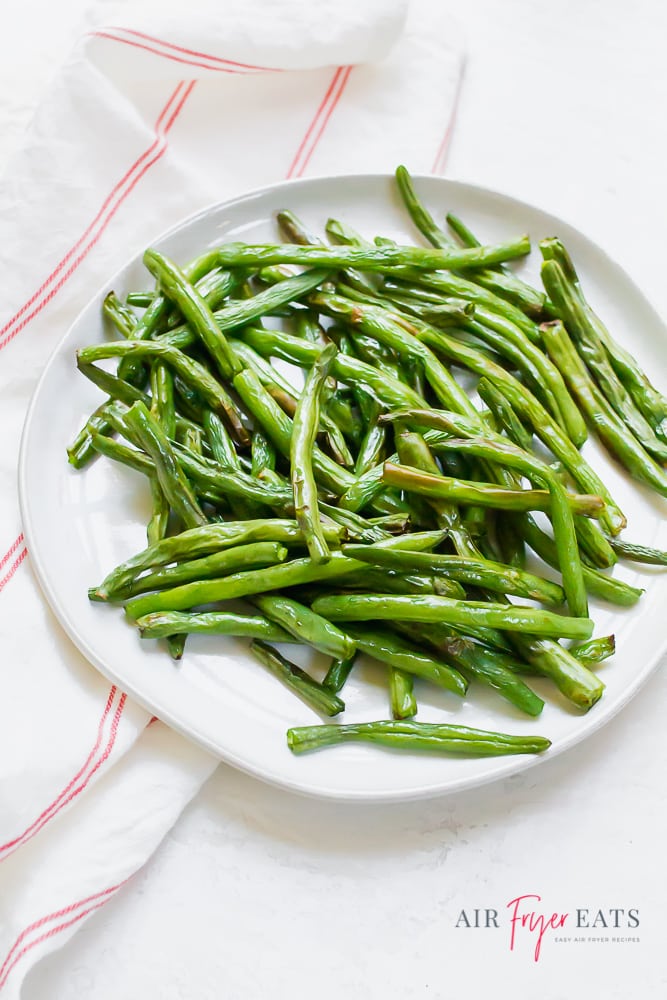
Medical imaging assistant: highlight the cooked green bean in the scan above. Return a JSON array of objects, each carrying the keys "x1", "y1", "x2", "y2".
[
  {"x1": 123, "y1": 401, "x2": 206, "y2": 529},
  {"x1": 312, "y1": 593, "x2": 594, "y2": 640},
  {"x1": 136, "y1": 610, "x2": 294, "y2": 642},
  {"x1": 383, "y1": 462, "x2": 603, "y2": 518},
  {"x1": 143, "y1": 249, "x2": 241, "y2": 382},
  {"x1": 572, "y1": 635, "x2": 616, "y2": 665},
  {"x1": 291, "y1": 343, "x2": 338, "y2": 563},
  {"x1": 250, "y1": 641, "x2": 344, "y2": 717},
  {"x1": 477, "y1": 377, "x2": 533, "y2": 451},
  {"x1": 607, "y1": 538, "x2": 667, "y2": 565},
  {"x1": 322, "y1": 652, "x2": 358, "y2": 694},
  {"x1": 286, "y1": 720, "x2": 551, "y2": 756},
  {"x1": 388, "y1": 668, "x2": 417, "y2": 719},
  {"x1": 97, "y1": 542, "x2": 289, "y2": 602},
  {"x1": 251, "y1": 594, "x2": 355, "y2": 659},
  {"x1": 212, "y1": 236, "x2": 532, "y2": 273}
]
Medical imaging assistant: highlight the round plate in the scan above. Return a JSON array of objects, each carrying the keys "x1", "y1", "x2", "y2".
[{"x1": 18, "y1": 173, "x2": 667, "y2": 800}]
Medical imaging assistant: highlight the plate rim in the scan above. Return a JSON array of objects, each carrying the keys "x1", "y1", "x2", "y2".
[{"x1": 18, "y1": 170, "x2": 667, "y2": 802}]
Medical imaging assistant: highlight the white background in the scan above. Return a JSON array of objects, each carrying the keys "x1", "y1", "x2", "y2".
[{"x1": 1, "y1": 1, "x2": 665, "y2": 997}]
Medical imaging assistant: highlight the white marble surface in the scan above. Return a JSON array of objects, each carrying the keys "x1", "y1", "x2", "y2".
[{"x1": 2, "y1": 1, "x2": 666, "y2": 997}]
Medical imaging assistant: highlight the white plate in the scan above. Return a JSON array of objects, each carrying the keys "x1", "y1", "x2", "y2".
[{"x1": 18, "y1": 173, "x2": 667, "y2": 801}]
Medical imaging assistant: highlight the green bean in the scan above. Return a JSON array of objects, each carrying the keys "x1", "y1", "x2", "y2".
[
  {"x1": 395, "y1": 430, "x2": 481, "y2": 555},
  {"x1": 202, "y1": 409, "x2": 239, "y2": 469},
  {"x1": 344, "y1": 282, "x2": 473, "y2": 329},
  {"x1": 383, "y1": 462, "x2": 603, "y2": 518},
  {"x1": 341, "y1": 545, "x2": 564, "y2": 605},
  {"x1": 146, "y1": 476, "x2": 169, "y2": 547},
  {"x1": 147, "y1": 383, "x2": 179, "y2": 565},
  {"x1": 514, "y1": 636, "x2": 604, "y2": 710},
  {"x1": 325, "y1": 389, "x2": 361, "y2": 445},
  {"x1": 478, "y1": 378, "x2": 530, "y2": 448},
  {"x1": 388, "y1": 668, "x2": 417, "y2": 720},
  {"x1": 201, "y1": 409, "x2": 264, "y2": 519},
  {"x1": 573, "y1": 515, "x2": 617, "y2": 569},
  {"x1": 251, "y1": 429, "x2": 276, "y2": 476},
  {"x1": 342, "y1": 565, "x2": 466, "y2": 601},
  {"x1": 572, "y1": 635, "x2": 616, "y2": 665},
  {"x1": 102, "y1": 290, "x2": 139, "y2": 337},
  {"x1": 607, "y1": 538, "x2": 667, "y2": 565},
  {"x1": 286, "y1": 720, "x2": 550, "y2": 756},
  {"x1": 367, "y1": 513, "x2": 411, "y2": 532},
  {"x1": 337, "y1": 461, "x2": 388, "y2": 514},
  {"x1": 495, "y1": 513, "x2": 526, "y2": 571},
  {"x1": 391, "y1": 288, "x2": 580, "y2": 439},
  {"x1": 229, "y1": 338, "x2": 354, "y2": 466},
  {"x1": 295, "y1": 311, "x2": 325, "y2": 343},
  {"x1": 312, "y1": 593, "x2": 594, "y2": 640},
  {"x1": 97, "y1": 542, "x2": 289, "y2": 602},
  {"x1": 384, "y1": 272, "x2": 539, "y2": 342},
  {"x1": 544, "y1": 262, "x2": 667, "y2": 461},
  {"x1": 251, "y1": 594, "x2": 355, "y2": 659},
  {"x1": 67, "y1": 354, "x2": 151, "y2": 469},
  {"x1": 148, "y1": 359, "x2": 173, "y2": 427},
  {"x1": 342, "y1": 624, "x2": 468, "y2": 697},
  {"x1": 143, "y1": 249, "x2": 241, "y2": 381},
  {"x1": 150, "y1": 358, "x2": 189, "y2": 658},
  {"x1": 135, "y1": 610, "x2": 293, "y2": 642},
  {"x1": 276, "y1": 208, "x2": 323, "y2": 246},
  {"x1": 228, "y1": 335, "x2": 355, "y2": 468},
  {"x1": 353, "y1": 399, "x2": 386, "y2": 477},
  {"x1": 322, "y1": 652, "x2": 358, "y2": 694},
  {"x1": 123, "y1": 402, "x2": 206, "y2": 529},
  {"x1": 89, "y1": 431, "x2": 153, "y2": 477},
  {"x1": 291, "y1": 342, "x2": 338, "y2": 563},
  {"x1": 212, "y1": 236, "x2": 532, "y2": 273},
  {"x1": 250, "y1": 641, "x2": 344, "y2": 717},
  {"x1": 67, "y1": 404, "x2": 115, "y2": 470},
  {"x1": 232, "y1": 367, "x2": 346, "y2": 497},
  {"x1": 125, "y1": 291, "x2": 154, "y2": 308}
]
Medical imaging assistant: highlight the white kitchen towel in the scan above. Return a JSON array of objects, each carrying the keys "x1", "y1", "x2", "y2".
[{"x1": 0, "y1": 0, "x2": 463, "y2": 993}]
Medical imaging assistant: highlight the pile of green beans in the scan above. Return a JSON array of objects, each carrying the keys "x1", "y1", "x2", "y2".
[{"x1": 70, "y1": 165, "x2": 667, "y2": 763}]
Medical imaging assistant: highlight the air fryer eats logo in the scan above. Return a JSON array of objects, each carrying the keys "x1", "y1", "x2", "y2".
[{"x1": 455, "y1": 894, "x2": 640, "y2": 961}]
